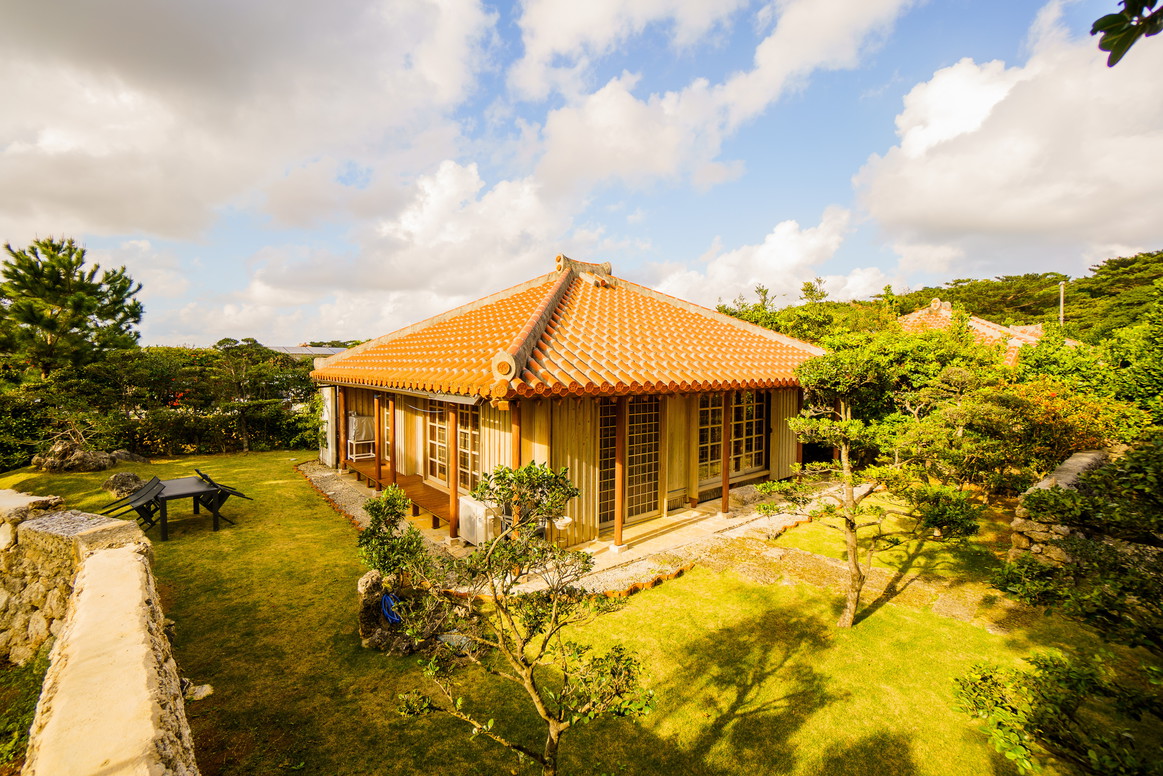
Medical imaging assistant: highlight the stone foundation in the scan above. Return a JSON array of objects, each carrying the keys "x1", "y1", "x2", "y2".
[{"x1": 1008, "y1": 450, "x2": 1108, "y2": 565}]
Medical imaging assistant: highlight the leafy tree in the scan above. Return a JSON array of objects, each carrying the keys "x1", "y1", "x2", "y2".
[
  {"x1": 1015, "y1": 326, "x2": 1117, "y2": 398},
  {"x1": 1068, "y1": 251, "x2": 1163, "y2": 342},
  {"x1": 761, "y1": 332, "x2": 989, "y2": 627},
  {"x1": 994, "y1": 435, "x2": 1163, "y2": 650},
  {"x1": 894, "y1": 272, "x2": 1069, "y2": 327},
  {"x1": 957, "y1": 652, "x2": 1161, "y2": 775},
  {"x1": 362, "y1": 465, "x2": 652, "y2": 776},
  {"x1": 1092, "y1": 1, "x2": 1163, "y2": 65},
  {"x1": 719, "y1": 281, "x2": 895, "y2": 343},
  {"x1": 1104, "y1": 280, "x2": 1163, "y2": 424},
  {"x1": 0, "y1": 238, "x2": 142, "y2": 379},
  {"x1": 209, "y1": 338, "x2": 314, "y2": 452},
  {"x1": 894, "y1": 378, "x2": 1149, "y2": 496}
]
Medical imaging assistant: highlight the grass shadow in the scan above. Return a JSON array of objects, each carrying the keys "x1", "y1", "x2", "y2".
[
  {"x1": 648, "y1": 609, "x2": 842, "y2": 774},
  {"x1": 816, "y1": 731, "x2": 917, "y2": 776}
]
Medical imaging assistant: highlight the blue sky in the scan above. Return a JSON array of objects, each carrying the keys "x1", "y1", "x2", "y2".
[{"x1": 2, "y1": 0, "x2": 1160, "y2": 346}]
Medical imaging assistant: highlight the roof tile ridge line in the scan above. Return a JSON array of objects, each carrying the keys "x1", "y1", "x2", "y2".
[
  {"x1": 613, "y1": 276, "x2": 827, "y2": 357},
  {"x1": 312, "y1": 271, "x2": 559, "y2": 373},
  {"x1": 490, "y1": 259, "x2": 576, "y2": 385}
]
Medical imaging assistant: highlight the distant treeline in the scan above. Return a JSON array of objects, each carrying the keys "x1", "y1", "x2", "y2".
[{"x1": 720, "y1": 250, "x2": 1163, "y2": 346}]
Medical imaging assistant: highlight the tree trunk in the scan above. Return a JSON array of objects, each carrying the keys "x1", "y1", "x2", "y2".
[
  {"x1": 542, "y1": 724, "x2": 561, "y2": 776},
  {"x1": 238, "y1": 410, "x2": 250, "y2": 453},
  {"x1": 837, "y1": 517, "x2": 865, "y2": 628},
  {"x1": 835, "y1": 412, "x2": 864, "y2": 628}
]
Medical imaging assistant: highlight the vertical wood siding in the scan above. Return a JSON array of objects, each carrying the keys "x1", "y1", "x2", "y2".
[
  {"x1": 479, "y1": 402, "x2": 510, "y2": 475},
  {"x1": 548, "y1": 398, "x2": 599, "y2": 545},
  {"x1": 770, "y1": 387, "x2": 800, "y2": 480}
]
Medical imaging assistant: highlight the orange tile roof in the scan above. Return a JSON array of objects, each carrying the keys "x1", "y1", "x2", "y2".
[
  {"x1": 898, "y1": 299, "x2": 1057, "y2": 367},
  {"x1": 312, "y1": 255, "x2": 824, "y2": 400}
]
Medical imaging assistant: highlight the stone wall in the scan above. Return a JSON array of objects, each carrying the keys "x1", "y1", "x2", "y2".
[
  {"x1": 0, "y1": 490, "x2": 68, "y2": 664},
  {"x1": 0, "y1": 490, "x2": 200, "y2": 775},
  {"x1": 1008, "y1": 450, "x2": 1108, "y2": 565}
]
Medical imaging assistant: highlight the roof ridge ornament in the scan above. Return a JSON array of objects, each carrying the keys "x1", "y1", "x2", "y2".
[
  {"x1": 555, "y1": 254, "x2": 612, "y2": 277},
  {"x1": 490, "y1": 257, "x2": 581, "y2": 391}
]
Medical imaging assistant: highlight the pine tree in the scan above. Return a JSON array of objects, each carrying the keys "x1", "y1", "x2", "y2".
[{"x1": 0, "y1": 238, "x2": 142, "y2": 379}]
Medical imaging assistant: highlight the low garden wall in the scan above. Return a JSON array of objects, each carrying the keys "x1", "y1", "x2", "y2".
[
  {"x1": 1008, "y1": 450, "x2": 1108, "y2": 564},
  {"x1": 0, "y1": 490, "x2": 199, "y2": 775}
]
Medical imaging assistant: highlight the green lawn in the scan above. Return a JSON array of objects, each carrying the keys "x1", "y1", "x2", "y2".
[
  {"x1": 0, "y1": 454, "x2": 1098, "y2": 775},
  {"x1": 769, "y1": 494, "x2": 1013, "y2": 583}
]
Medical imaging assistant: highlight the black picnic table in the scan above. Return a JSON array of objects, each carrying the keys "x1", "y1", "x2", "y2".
[
  {"x1": 100, "y1": 470, "x2": 251, "y2": 541},
  {"x1": 155, "y1": 476, "x2": 226, "y2": 541}
]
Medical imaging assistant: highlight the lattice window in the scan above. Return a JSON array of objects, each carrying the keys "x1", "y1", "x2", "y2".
[
  {"x1": 457, "y1": 405, "x2": 481, "y2": 491},
  {"x1": 731, "y1": 390, "x2": 767, "y2": 475},
  {"x1": 626, "y1": 396, "x2": 660, "y2": 517},
  {"x1": 697, "y1": 394, "x2": 723, "y2": 481},
  {"x1": 698, "y1": 391, "x2": 768, "y2": 482},
  {"x1": 426, "y1": 402, "x2": 447, "y2": 481},
  {"x1": 597, "y1": 400, "x2": 616, "y2": 526}
]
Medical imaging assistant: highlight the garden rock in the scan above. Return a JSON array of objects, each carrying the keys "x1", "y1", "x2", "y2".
[
  {"x1": 356, "y1": 569, "x2": 436, "y2": 655},
  {"x1": 32, "y1": 441, "x2": 117, "y2": 473},
  {"x1": 112, "y1": 449, "x2": 150, "y2": 464},
  {"x1": 103, "y1": 471, "x2": 146, "y2": 498}
]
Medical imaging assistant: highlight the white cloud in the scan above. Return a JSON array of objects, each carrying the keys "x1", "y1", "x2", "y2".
[
  {"x1": 509, "y1": 0, "x2": 748, "y2": 100},
  {"x1": 715, "y1": 0, "x2": 918, "y2": 130},
  {"x1": 0, "y1": 0, "x2": 495, "y2": 241},
  {"x1": 154, "y1": 161, "x2": 596, "y2": 345},
  {"x1": 858, "y1": 1, "x2": 1163, "y2": 276},
  {"x1": 651, "y1": 206, "x2": 888, "y2": 306},
  {"x1": 533, "y1": 0, "x2": 916, "y2": 194}
]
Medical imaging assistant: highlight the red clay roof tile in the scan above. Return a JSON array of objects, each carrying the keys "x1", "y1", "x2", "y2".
[{"x1": 312, "y1": 256, "x2": 823, "y2": 398}]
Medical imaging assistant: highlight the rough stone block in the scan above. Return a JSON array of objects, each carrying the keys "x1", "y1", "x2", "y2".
[
  {"x1": 0, "y1": 521, "x2": 15, "y2": 551},
  {"x1": 1011, "y1": 533, "x2": 1031, "y2": 550},
  {"x1": 1010, "y1": 518, "x2": 1042, "y2": 533}
]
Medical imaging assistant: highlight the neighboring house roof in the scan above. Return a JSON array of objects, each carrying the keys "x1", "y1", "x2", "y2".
[
  {"x1": 311, "y1": 255, "x2": 824, "y2": 400},
  {"x1": 897, "y1": 298, "x2": 1062, "y2": 367},
  {"x1": 268, "y1": 346, "x2": 348, "y2": 358}
]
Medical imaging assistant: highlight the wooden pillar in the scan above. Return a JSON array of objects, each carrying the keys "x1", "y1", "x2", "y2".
[
  {"x1": 510, "y1": 402, "x2": 522, "y2": 468},
  {"x1": 614, "y1": 396, "x2": 628, "y2": 548},
  {"x1": 658, "y1": 396, "x2": 669, "y2": 518},
  {"x1": 373, "y1": 393, "x2": 383, "y2": 492},
  {"x1": 721, "y1": 390, "x2": 733, "y2": 514},
  {"x1": 687, "y1": 395, "x2": 699, "y2": 509},
  {"x1": 795, "y1": 389, "x2": 804, "y2": 469},
  {"x1": 337, "y1": 387, "x2": 348, "y2": 472},
  {"x1": 447, "y1": 404, "x2": 460, "y2": 540},
  {"x1": 387, "y1": 394, "x2": 397, "y2": 485}
]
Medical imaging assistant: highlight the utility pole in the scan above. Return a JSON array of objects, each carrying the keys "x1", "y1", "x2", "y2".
[{"x1": 1059, "y1": 281, "x2": 1066, "y2": 327}]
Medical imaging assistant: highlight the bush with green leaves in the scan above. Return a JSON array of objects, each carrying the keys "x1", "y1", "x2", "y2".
[
  {"x1": 959, "y1": 433, "x2": 1163, "y2": 774},
  {"x1": 470, "y1": 462, "x2": 580, "y2": 530},
  {"x1": 956, "y1": 651, "x2": 1162, "y2": 776},
  {"x1": 357, "y1": 486, "x2": 431, "y2": 580}
]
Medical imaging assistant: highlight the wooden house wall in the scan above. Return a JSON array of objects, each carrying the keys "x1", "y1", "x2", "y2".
[
  {"x1": 664, "y1": 395, "x2": 689, "y2": 508},
  {"x1": 770, "y1": 387, "x2": 800, "y2": 480},
  {"x1": 548, "y1": 398, "x2": 600, "y2": 545},
  {"x1": 479, "y1": 402, "x2": 511, "y2": 474},
  {"x1": 345, "y1": 388, "x2": 375, "y2": 418}
]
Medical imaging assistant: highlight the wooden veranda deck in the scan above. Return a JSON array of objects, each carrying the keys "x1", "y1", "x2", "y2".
[{"x1": 345, "y1": 459, "x2": 452, "y2": 528}]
